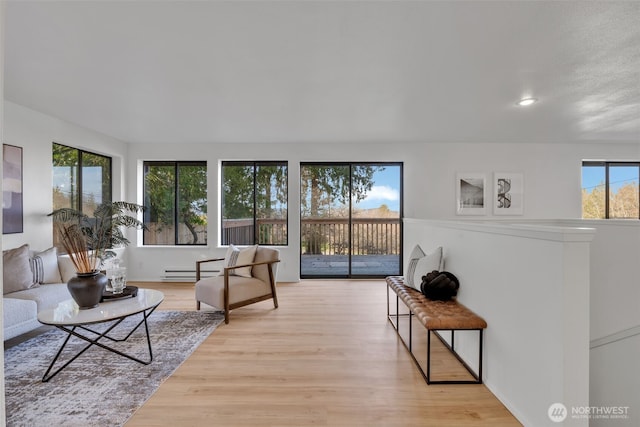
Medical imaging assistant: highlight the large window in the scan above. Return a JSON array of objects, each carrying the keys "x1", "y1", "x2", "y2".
[
  {"x1": 52, "y1": 143, "x2": 112, "y2": 214},
  {"x1": 221, "y1": 161, "x2": 288, "y2": 246},
  {"x1": 582, "y1": 161, "x2": 639, "y2": 219},
  {"x1": 143, "y1": 161, "x2": 207, "y2": 245},
  {"x1": 52, "y1": 143, "x2": 112, "y2": 251},
  {"x1": 300, "y1": 162, "x2": 402, "y2": 278}
]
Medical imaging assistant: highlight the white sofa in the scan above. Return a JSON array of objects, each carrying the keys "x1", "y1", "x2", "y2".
[{"x1": 2, "y1": 244, "x2": 78, "y2": 340}]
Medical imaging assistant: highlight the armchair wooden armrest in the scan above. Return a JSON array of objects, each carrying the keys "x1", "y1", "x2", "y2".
[
  {"x1": 221, "y1": 259, "x2": 281, "y2": 275},
  {"x1": 195, "y1": 257, "x2": 225, "y2": 281}
]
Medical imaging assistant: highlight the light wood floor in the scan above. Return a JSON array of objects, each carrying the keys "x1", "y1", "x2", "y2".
[{"x1": 126, "y1": 280, "x2": 521, "y2": 426}]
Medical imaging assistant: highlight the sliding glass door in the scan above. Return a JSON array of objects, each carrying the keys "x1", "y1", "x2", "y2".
[{"x1": 300, "y1": 163, "x2": 402, "y2": 278}]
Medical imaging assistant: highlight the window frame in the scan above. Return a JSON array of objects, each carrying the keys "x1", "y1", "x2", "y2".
[
  {"x1": 142, "y1": 160, "x2": 208, "y2": 246},
  {"x1": 52, "y1": 142, "x2": 112, "y2": 213},
  {"x1": 221, "y1": 161, "x2": 288, "y2": 246},
  {"x1": 582, "y1": 160, "x2": 640, "y2": 219},
  {"x1": 299, "y1": 161, "x2": 403, "y2": 279}
]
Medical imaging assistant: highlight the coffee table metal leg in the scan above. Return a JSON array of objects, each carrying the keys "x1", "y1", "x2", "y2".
[
  {"x1": 41, "y1": 306, "x2": 158, "y2": 382},
  {"x1": 42, "y1": 326, "x2": 96, "y2": 382}
]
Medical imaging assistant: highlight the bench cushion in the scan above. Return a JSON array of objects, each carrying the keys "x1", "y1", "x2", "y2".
[{"x1": 387, "y1": 276, "x2": 487, "y2": 330}]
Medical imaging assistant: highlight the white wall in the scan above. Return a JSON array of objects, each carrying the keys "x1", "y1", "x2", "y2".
[
  {"x1": 580, "y1": 221, "x2": 640, "y2": 340},
  {"x1": 126, "y1": 140, "x2": 639, "y2": 281},
  {"x1": 2, "y1": 101, "x2": 128, "y2": 253},
  {"x1": 404, "y1": 219, "x2": 594, "y2": 427},
  {"x1": 1, "y1": 100, "x2": 638, "y2": 282},
  {"x1": 578, "y1": 220, "x2": 639, "y2": 427},
  {"x1": 430, "y1": 217, "x2": 640, "y2": 426},
  {"x1": 590, "y1": 335, "x2": 639, "y2": 427}
]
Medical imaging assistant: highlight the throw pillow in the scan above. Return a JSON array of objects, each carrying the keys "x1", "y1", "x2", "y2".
[
  {"x1": 405, "y1": 244, "x2": 426, "y2": 288},
  {"x1": 31, "y1": 247, "x2": 63, "y2": 284},
  {"x1": 3, "y1": 244, "x2": 38, "y2": 294},
  {"x1": 421, "y1": 270, "x2": 459, "y2": 301},
  {"x1": 57, "y1": 254, "x2": 77, "y2": 283},
  {"x1": 220, "y1": 244, "x2": 258, "y2": 278},
  {"x1": 410, "y1": 246, "x2": 444, "y2": 291}
]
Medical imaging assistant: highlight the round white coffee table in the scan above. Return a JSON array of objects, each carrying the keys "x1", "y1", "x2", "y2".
[{"x1": 37, "y1": 288, "x2": 164, "y2": 382}]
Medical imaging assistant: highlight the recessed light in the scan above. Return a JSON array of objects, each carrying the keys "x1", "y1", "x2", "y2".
[{"x1": 517, "y1": 97, "x2": 538, "y2": 107}]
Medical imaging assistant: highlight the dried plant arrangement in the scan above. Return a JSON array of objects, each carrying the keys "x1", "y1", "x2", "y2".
[
  {"x1": 49, "y1": 201, "x2": 146, "y2": 273},
  {"x1": 55, "y1": 222, "x2": 99, "y2": 274}
]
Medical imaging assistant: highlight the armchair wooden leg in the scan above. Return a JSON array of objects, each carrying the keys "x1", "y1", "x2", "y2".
[
  {"x1": 224, "y1": 311, "x2": 229, "y2": 324},
  {"x1": 196, "y1": 301, "x2": 201, "y2": 310}
]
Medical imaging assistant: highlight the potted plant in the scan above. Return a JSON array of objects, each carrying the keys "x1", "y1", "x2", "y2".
[{"x1": 48, "y1": 201, "x2": 146, "y2": 309}]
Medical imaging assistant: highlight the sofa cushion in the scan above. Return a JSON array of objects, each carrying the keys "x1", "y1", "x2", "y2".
[
  {"x1": 31, "y1": 247, "x2": 63, "y2": 284},
  {"x1": 220, "y1": 244, "x2": 257, "y2": 278},
  {"x1": 8, "y1": 283, "x2": 70, "y2": 311},
  {"x1": 3, "y1": 244, "x2": 38, "y2": 294},
  {"x1": 57, "y1": 254, "x2": 77, "y2": 283},
  {"x1": 3, "y1": 298, "x2": 40, "y2": 341}
]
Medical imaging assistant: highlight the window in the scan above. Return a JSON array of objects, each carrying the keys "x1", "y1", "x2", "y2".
[
  {"x1": 221, "y1": 161, "x2": 288, "y2": 246},
  {"x1": 582, "y1": 161, "x2": 640, "y2": 219},
  {"x1": 143, "y1": 161, "x2": 207, "y2": 245},
  {"x1": 300, "y1": 162, "x2": 402, "y2": 278},
  {"x1": 52, "y1": 143, "x2": 112, "y2": 214}
]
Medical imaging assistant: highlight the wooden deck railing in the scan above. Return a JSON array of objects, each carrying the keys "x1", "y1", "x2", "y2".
[{"x1": 222, "y1": 218, "x2": 401, "y2": 255}]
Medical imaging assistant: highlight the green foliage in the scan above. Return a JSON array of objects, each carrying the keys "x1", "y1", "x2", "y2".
[
  {"x1": 144, "y1": 163, "x2": 207, "y2": 244},
  {"x1": 222, "y1": 165, "x2": 254, "y2": 219},
  {"x1": 49, "y1": 201, "x2": 146, "y2": 262},
  {"x1": 300, "y1": 165, "x2": 383, "y2": 218},
  {"x1": 222, "y1": 163, "x2": 288, "y2": 219},
  {"x1": 300, "y1": 164, "x2": 383, "y2": 254}
]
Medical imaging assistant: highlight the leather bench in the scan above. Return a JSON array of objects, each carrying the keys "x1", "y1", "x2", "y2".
[{"x1": 386, "y1": 275, "x2": 487, "y2": 384}]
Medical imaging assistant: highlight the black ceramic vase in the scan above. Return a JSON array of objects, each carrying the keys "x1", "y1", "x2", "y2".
[{"x1": 67, "y1": 271, "x2": 108, "y2": 309}]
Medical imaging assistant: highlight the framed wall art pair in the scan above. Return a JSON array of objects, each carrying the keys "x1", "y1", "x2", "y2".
[{"x1": 456, "y1": 172, "x2": 524, "y2": 216}]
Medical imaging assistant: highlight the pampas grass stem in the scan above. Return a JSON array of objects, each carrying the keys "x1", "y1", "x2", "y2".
[{"x1": 56, "y1": 223, "x2": 98, "y2": 274}]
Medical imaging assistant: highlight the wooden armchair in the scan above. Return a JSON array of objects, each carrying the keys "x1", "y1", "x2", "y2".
[{"x1": 195, "y1": 246, "x2": 280, "y2": 324}]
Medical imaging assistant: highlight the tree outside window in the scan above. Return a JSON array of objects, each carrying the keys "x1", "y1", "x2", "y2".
[
  {"x1": 52, "y1": 143, "x2": 112, "y2": 248},
  {"x1": 221, "y1": 161, "x2": 288, "y2": 246},
  {"x1": 582, "y1": 161, "x2": 639, "y2": 219},
  {"x1": 53, "y1": 143, "x2": 112, "y2": 214},
  {"x1": 143, "y1": 161, "x2": 207, "y2": 245}
]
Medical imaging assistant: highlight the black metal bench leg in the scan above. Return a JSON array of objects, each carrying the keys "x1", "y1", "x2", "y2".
[{"x1": 426, "y1": 330, "x2": 432, "y2": 384}]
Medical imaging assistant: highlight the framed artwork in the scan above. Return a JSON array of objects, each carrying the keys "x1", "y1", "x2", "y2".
[
  {"x1": 493, "y1": 172, "x2": 524, "y2": 215},
  {"x1": 3, "y1": 144, "x2": 24, "y2": 234},
  {"x1": 456, "y1": 173, "x2": 486, "y2": 215}
]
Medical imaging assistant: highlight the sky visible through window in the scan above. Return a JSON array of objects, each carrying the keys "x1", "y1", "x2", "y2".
[
  {"x1": 353, "y1": 166, "x2": 401, "y2": 211},
  {"x1": 582, "y1": 166, "x2": 639, "y2": 193},
  {"x1": 53, "y1": 166, "x2": 104, "y2": 203}
]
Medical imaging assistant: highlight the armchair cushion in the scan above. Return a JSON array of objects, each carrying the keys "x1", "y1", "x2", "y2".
[
  {"x1": 195, "y1": 275, "x2": 270, "y2": 308},
  {"x1": 220, "y1": 244, "x2": 258, "y2": 278}
]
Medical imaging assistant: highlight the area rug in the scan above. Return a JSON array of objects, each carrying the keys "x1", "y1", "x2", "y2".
[{"x1": 4, "y1": 310, "x2": 224, "y2": 427}]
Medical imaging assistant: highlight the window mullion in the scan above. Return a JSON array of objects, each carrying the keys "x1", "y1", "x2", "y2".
[
  {"x1": 253, "y1": 163, "x2": 258, "y2": 245},
  {"x1": 77, "y1": 150, "x2": 83, "y2": 212},
  {"x1": 604, "y1": 163, "x2": 609, "y2": 219},
  {"x1": 174, "y1": 163, "x2": 180, "y2": 245}
]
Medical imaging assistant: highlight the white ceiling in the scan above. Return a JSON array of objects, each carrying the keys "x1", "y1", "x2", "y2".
[{"x1": 5, "y1": 1, "x2": 640, "y2": 145}]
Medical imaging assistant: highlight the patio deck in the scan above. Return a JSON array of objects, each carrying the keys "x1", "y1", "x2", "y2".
[{"x1": 300, "y1": 254, "x2": 401, "y2": 277}]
